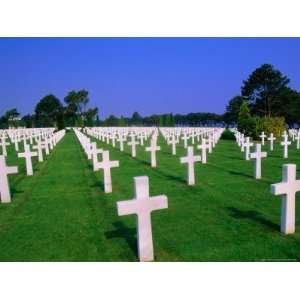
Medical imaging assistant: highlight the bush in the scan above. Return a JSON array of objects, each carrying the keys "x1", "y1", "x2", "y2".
[
  {"x1": 221, "y1": 129, "x2": 236, "y2": 140},
  {"x1": 256, "y1": 116, "x2": 285, "y2": 138}
]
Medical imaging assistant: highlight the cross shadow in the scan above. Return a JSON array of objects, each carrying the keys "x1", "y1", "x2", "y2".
[
  {"x1": 105, "y1": 221, "x2": 137, "y2": 256},
  {"x1": 228, "y1": 170, "x2": 253, "y2": 179},
  {"x1": 150, "y1": 167, "x2": 187, "y2": 184},
  {"x1": 209, "y1": 163, "x2": 253, "y2": 179},
  {"x1": 227, "y1": 207, "x2": 279, "y2": 231},
  {"x1": 10, "y1": 186, "x2": 24, "y2": 197}
]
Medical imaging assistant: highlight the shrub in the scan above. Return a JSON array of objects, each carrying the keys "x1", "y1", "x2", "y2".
[{"x1": 221, "y1": 129, "x2": 236, "y2": 140}]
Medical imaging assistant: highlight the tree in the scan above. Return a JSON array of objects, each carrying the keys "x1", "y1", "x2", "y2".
[
  {"x1": 64, "y1": 89, "x2": 89, "y2": 115},
  {"x1": 105, "y1": 115, "x2": 119, "y2": 126},
  {"x1": 85, "y1": 107, "x2": 98, "y2": 127},
  {"x1": 224, "y1": 96, "x2": 244, "y2": 124},
  {"x1": 273, "y1": 87, "x2": 300, "y2": 125},
  {"x1": 241, "y1": 64, "x2": 290, "y2": 117},
  {"x1": 237, "y1": 101, "x2": 256, "y2": 136},
  {"x1": 3, "y1": 108, "x2": 20, "y2": 128},
  {"x1": 64, "y1": 89, "x2": 89, "y2": 125},
  {"x1": 131, "y1": 112, "x2": 143, "y2": 126},
  {"x1": 35, "y1": 94, "x2": 63, "y2": 127},
  {"x1": 119, "y1": 115, "x2": 126, "y2": 126},
  {"x1": 21, "y1": 114, "x2": 34, "y2": 128}
]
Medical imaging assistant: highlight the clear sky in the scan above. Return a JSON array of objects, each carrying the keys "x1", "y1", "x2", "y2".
[{"x1": 0, "y1": 38, "x2": 300, "y2": 119}]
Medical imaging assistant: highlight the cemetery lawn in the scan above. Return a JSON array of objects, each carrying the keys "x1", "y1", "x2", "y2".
[{"x1": 1, "y1": 131, "x2": 300, "y2": 262}]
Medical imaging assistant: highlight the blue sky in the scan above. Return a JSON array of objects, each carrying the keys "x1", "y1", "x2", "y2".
[{"x1": 0, "y1": 37, "x2": 300, "y2": 118}]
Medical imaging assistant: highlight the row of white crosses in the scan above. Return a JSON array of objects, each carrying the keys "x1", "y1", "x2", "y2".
[
  {"x1": 74, "y1": 129, "x2": 119, "y2": 193},
  {"x1": 0, "y1": 129, "x2": 65, "y2": 203},
  {"x1": 235, "y1": 129, "x2": 297, "y2": 159}
]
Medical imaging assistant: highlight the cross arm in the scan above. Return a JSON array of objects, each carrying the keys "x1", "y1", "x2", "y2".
[
  {"x1": 271, "y1": 182, "x2": 288, "y2": 196},
  {"x1": 150, "y1": 195, "x2": 168, "y2": 211},
  {"x1": 117, "y1": 199, "x2": 138, "y2": 216}
]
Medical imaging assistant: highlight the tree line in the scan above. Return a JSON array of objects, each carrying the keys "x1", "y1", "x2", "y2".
[{"x1": 1, "y1": 63, "x2": 299, "y2": 129}]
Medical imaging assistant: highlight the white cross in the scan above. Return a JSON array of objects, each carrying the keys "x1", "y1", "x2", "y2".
[
  {"x1": 14, "y1": 138, "x2": 19, "y2": 152},
  {"x1": 139, "y1": 134, "x2": 145, "y2": 146},
  {"x1": 0, "y1": 155, "x2": 18, "y2": 203},
  {"x1": 249, "y1": 143, "x2": 267, "y2": 179},
  {"x1": 41, "y1": 139, "x2": 50, "y2": 155},
  {"x1": 118, "y1": 134, "x2": 126, "y2": 152},
  {"x1": 181, "y1": 133, "x2": 189, "y2": 149},
  {"x1": 207, "y1": 135, "x2": 213, "y2": 153},
  {"x1": 271, "y1": 164, "x2": 300, "y2": 234},
  {"x1": 169, "y1": 134, "x2": 177, "y2": 155},
  {"x1": 243, "y1": 137, "x2": 253, "y2": 160},
  {"x1": 33, "y1": 140, "x2": 44, "y2": 162},
  {"x1": 95, "y1": 150, "x2": 119, "y2": 193},
  {"x1": 197, "y1": 138, "x2": 209, "y2": 164},
  {"x1": 91, "y1": 142, "x2": 103, "y2": 171},
  {"x1": 117, "y1": 176, "x2": 168, "y2": 262},
  {"x1": 267, "y1": 133, "x2": 276, "y2": 151},
  {"x1": 1, "y1": 136, "x2": 10, "y2": 157},
  {"x1": 111, "y1": 134, "x2": 116, "y2": 148},
  {"x1": 18, "y1": 144, "x2": 38, "y2": 176},
  {"x1": 145, "y1": 138, "x2": 161, "y2": 168},
  {"x1": 295, "y1": 132, "x2": 300, "y2": 150},
  {"x1": 281, "y1": 134, "x2": 291, "y2": 159},
  {"x1": 259, "y1": 131, "x2": 266, "y2": 145},
  {"x1": 128, "y1": 135, "x2": 139, "y2": 158},
  {"x1": 180, "y1": 146, "x2": 201, "y2": 185},
  {"x1": 190, "y1": 132, "x2": 195, "y2": 145}
]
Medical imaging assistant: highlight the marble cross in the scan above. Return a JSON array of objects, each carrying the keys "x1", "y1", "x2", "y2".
[
  {"x1": 250, "y1": 143, "x2": 267, "y2": 179},
  {"x1": 117, "y1": 176, "x2": 168, "y2": 262},
  {"x1": 1, "y1": 136, "x2": 10, "y2": 157},
  {"x1": 33, "y1": 140, "x2": 44, "y2": 162},
  {"x1": 0, "y1": 155, "x2": 18, "y2": 203},
  {"x1": 180, "y1": 146, "x2": 201, "y2": 185},
  {"x1": 243, "y1": 137, "x2": 253, "y2": 161},
  {"x1": 271, "y1": 164, "x2": 300, "y2": 234},
  {"x1": 170, "y1": 134, "x2": 177, "y2": 155},
  {"x1": 91, "y1": 142, "x2": 103, "y2": 171},
  {"x1": 181, "y1": 133, "x2": 189, "y2": 149},
  {"x1": 259, "y1": 131, "x2": 266, "y2": 145},
  {"x1": 281, "y1": 134, "x2": 291, "y2": 159},
  {"x1": 118, "y1": 135, "x2": 126, "y2": 152},
  {"x1": 95, "y1": 150, "x2": 119, "y2": 193},
  {"x1": 267, "y1": 133, "x2": 276, "y2": 151},
  {"x1": 295, "y1": 132, "x2": 300, "y2": 150},
  {"x1": 145, "y1": 138, "x2": 161, "y2": 167},
  {"x1": 197, "y1": 138, "x2": 209, "y2": 164},
  {"x1": 128, "y1": 134, "x2": 139, "y2": 158},
  {"x1": 18, "y1": 144, "x2": 38, "y2": 176}
]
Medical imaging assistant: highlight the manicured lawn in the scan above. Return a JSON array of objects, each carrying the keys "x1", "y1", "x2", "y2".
[{"x1": 1, "y1": 131, "x2": 300, "y2": 261}]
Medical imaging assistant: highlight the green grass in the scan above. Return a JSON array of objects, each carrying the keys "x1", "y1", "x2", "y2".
[{"x1": 1, "y1": 131, "x2": 300, "y2": 261}]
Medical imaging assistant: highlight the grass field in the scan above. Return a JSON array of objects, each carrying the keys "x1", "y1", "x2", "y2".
[{"x1": 1, "y1": 131, "x2": 300, "y2": 261}]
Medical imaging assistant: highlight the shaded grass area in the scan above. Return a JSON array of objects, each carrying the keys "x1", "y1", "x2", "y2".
[{"x1": 1, "y1": 131, "x2": 300, "y2": 261}]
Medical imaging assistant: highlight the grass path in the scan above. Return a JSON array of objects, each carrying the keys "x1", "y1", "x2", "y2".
[{"x1": 1, "y1": 131, "x2": 300, "y2": 261}]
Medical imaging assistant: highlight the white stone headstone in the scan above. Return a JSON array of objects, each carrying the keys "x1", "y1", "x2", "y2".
[
  {"x1": 18, "y1": 144, "x2": 37, "y2": 176},
  {"x1": 243, "y1": 137, "x2": 253, "y2": 161},
  {"x1": 281, "y1": 134, "x2": 291, "y2": 159},
  {"x1": 180, "y1": 146, "x2": 201, "y2": 185},
  {"x1": 250, "y1": 143, "x2": 267, "y2": 179},
  {"x1": 145, "y1": 138, "x2": 160, "y2": 168},
  {"x1": 267, "y1": 133, "x2": 276, "y2": 151},
  {"x1": 271, "y1": 164, "x2": 300, "y2": 234},
  {"x1": 197, "y1": 138, "x2": 209, "y2": 164},
  {"x1": 95, "y1": 150, "x2": 119, "y2": 193},
  {"x1": 0, "y1": 155, "x2": 18, "y2": 203},
  {"x1": 259, "y1": 131, "x2": 266, "y2": 146},
  {"x1": 117, "y1": 176, "x2": 168, "y2": 262}
]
